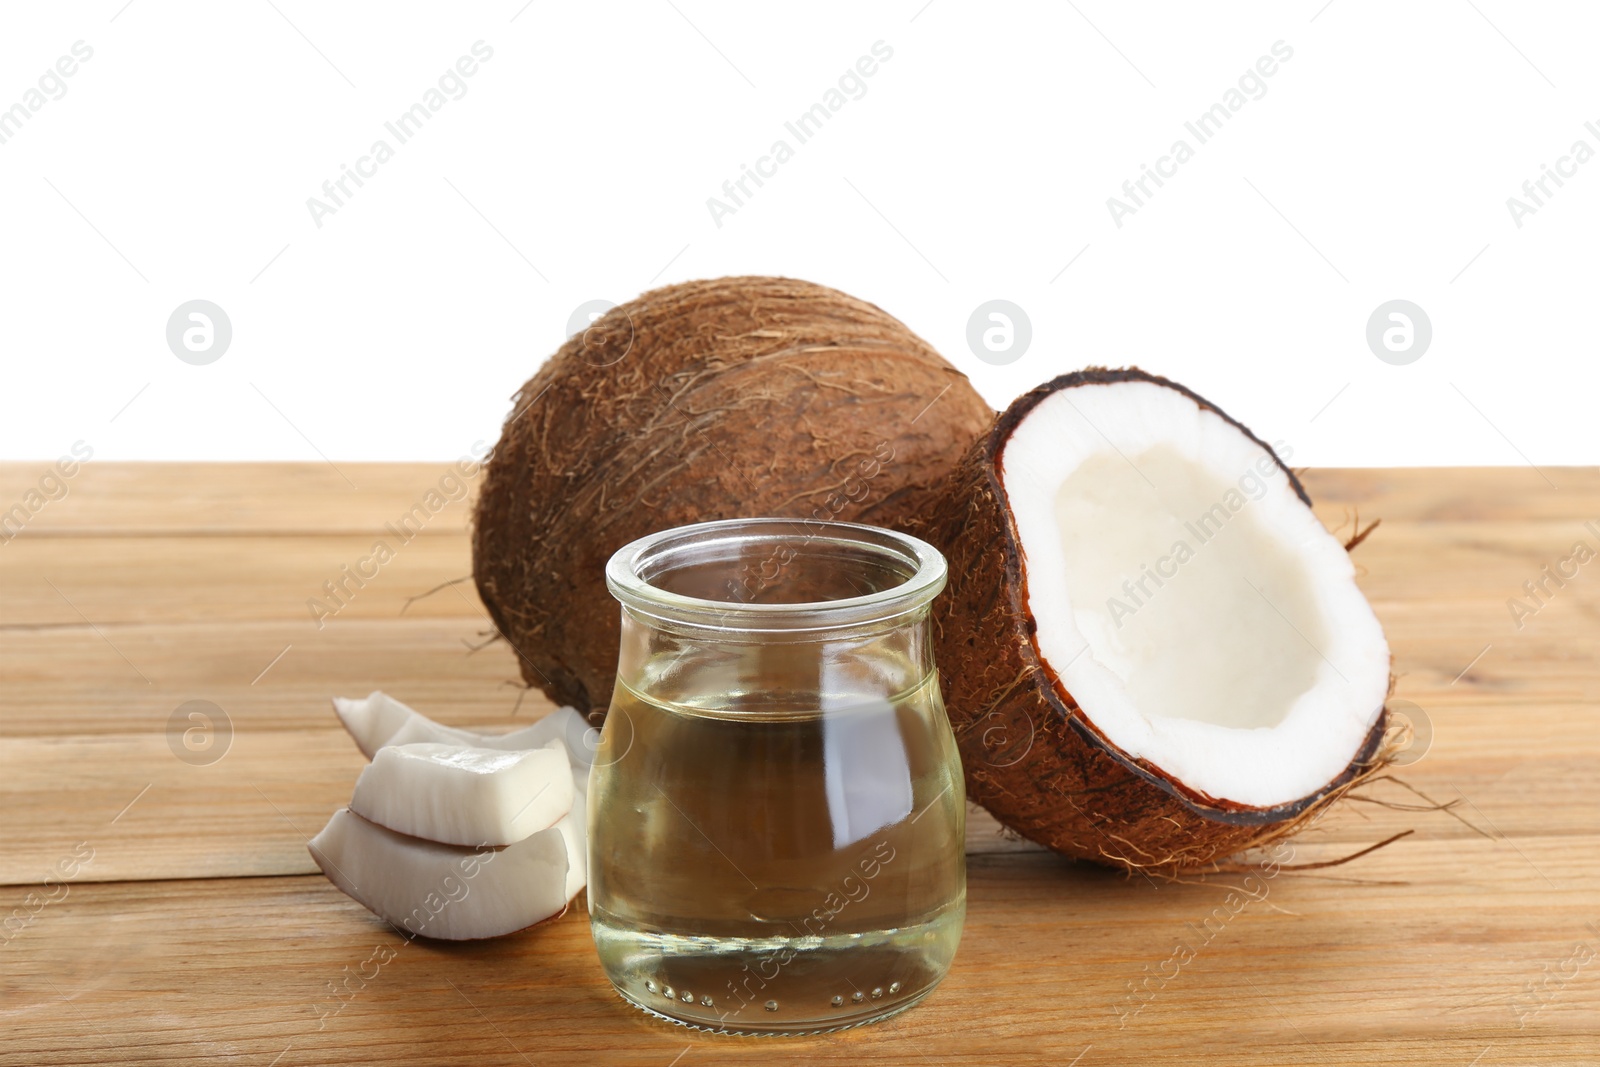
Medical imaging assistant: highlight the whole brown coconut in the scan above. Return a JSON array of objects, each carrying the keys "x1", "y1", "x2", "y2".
[
  {"x1": 473, "y1": 276, "x2": 993, "y2": 713},
  {"x1": 929, "y1": 367, "x2": 1396, "y2": 873}
]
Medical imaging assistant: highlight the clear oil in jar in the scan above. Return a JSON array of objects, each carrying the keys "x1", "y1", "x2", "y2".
[{"x1": 587, "y1": 668, "x2": 965, "y2": 1035}]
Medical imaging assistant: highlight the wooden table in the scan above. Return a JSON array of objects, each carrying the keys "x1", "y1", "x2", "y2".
[{"x1": 2, "y1": 463, "x2": 1596, "y2": 1065}]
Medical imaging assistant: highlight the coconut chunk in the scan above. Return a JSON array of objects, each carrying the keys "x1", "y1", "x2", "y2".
[
  {"x1": 348, "y1": 739, "x2": 573, "y2": 846},
  {"x1": 307, "y1": 809, "x2": 569, "y2": 940},
  {"x1": 331, "y1": 691, "x2": 416, "y2": 758},
  {"x1": 333, "y1": 690, "x2": 592, "y2": 767},
  {"x1": 554, "y1": 784, "x2": 587, "y2": 901}
]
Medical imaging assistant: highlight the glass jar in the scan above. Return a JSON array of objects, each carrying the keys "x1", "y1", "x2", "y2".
[{"x1": 587, "y1": 517, "x2": 966, "y2": 1035}]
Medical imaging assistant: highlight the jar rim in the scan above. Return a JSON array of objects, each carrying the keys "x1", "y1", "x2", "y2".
[{"x1": 605, "y1": 517, "x2": 947, "y2": 633}]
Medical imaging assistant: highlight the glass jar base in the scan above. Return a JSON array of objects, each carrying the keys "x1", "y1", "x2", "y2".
[
  {"x1": 594, "y1": 909, "x2": 961, "y2": 1036},
  {"x1": 615, "y1": 981, "x2": 938, "y2": 1036}
]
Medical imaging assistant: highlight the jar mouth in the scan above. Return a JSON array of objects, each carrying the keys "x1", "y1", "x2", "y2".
[{"x1": 605, "y1": 518, "x2": 947, "y2": 632}]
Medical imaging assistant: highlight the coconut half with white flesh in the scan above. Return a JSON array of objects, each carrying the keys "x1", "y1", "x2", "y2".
[
  {"x1": 308, "y1": 809, "x2": 569, "y2": 940},
  {"x1": 932, "y1": 368, "x2": 1393, "y2": 870}
]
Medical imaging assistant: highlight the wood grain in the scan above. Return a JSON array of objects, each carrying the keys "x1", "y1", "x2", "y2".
[
  {"x1": 3, "y1": 708, "x2": 1597, "y2": 886},
  {"x1": 1, "y1": 463, "x2": 1597, "y2": 1065},
  {"x1": 0, "y1": 730, "x2": 1052, "y2": 886},
  {"x1": 0, "y1": 461, "x2": 482, "y2": 536},
  {"x1": 2, "y1": 843, "x2": 1595, "y2": 1066}
]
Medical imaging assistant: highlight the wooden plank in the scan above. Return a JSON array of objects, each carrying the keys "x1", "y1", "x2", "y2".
[
  {"x1": 3, "y1": 702, "x2": 1594, "y2": 886},
  {"x1": 4, "y1": 464, "x2": 1597, "y2": 535},
  {"x1": 0, "y1": 461, "x2": 481, "y2": 536},
  {"x1": 1, "y1": 533, "x2": 486, "y2": 627},
  {"x1": 5, "y1": 521, "x2": 1600, "y2": 626},
  {"x1": 0, "y1": 728, "x2": 1053, "y2": 886},
  {"x1": 4, "y1": 605, "x2": 1598, "y2": 739},
  {"x1": 1303, "y1": 465, "x2": 1600, "y2": 523},
  {"x1": 0, "y1": 619, "x2": 558, "y2": 738},
  {"x1": 2, "y1": 838, "x2": 1595, "y2": 1065}
]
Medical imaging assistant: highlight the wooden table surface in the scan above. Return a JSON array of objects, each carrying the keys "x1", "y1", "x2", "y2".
[{"x1": 2, "y1": 462, "x2": 1596, "y2": 1066}]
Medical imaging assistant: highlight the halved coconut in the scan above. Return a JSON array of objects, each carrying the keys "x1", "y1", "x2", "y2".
[
  {"x1": 308, "y1": 809, "x2": 569, "y2": 940},
  {"x1": 931, "y1": 368, "x2": 1392, "y2": 870},
  {"x1": 348, "y1": 740, "x2": 574, "y2": 847}
]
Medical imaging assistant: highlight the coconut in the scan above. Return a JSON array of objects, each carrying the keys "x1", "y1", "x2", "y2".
[
  {"x1": 930, "y1": 368, "x2": 1393, "y2": 872},
  {"x1": 308, "y1": 809, "x2": 570, "y2": 940},
  {"x1": 473, "y1": 276, "x2": 994, "y2": 713},
  {"x1": 348, "y1": 740, "x2": 574, "y2": 847}
]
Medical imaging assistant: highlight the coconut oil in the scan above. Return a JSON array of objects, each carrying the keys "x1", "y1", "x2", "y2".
[{"x1": 589, "y1": 518, "x2": 966, "y2": 1035}]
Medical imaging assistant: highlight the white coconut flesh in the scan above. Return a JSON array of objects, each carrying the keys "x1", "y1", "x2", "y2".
[
  {"x1": 321, "y1": 691, "x2": 594, "y2": 926},
  {"x1": 334, "y1": 691, "x2": 597, "y2": 797},
  {"x1": 553, "y1": 788, "x2": 587, "y2": 902},
  {"x1": 349, "y1": 740, "x2": 574, "y2": 847},
  {"x1": 1000, "y1": 380, "x2": 1390, "y2": 808},
  {"x1": 308, "y1": 809, "x2": 569, "y2": 940}
]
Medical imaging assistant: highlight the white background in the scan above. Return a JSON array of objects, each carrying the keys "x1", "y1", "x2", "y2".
[{"x1": 1, "y1": 1, "x2": 1596, "y2": 467}]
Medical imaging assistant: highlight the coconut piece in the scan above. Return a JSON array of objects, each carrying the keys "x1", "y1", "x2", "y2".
[
  {"x1": 331, "y1": 691, "x2": 415, "y2": 757},
  {"x1": 930, "y1": 368, "x2": 1393, "y2": 872},
  {"x1": 308, "y1": 809, "x2": 569, "y2": 940},
  {"x1": 384, "y1": 709, "x2": 595, "y2": 787},
  {"x1": 348, "y1": 739, "x2": 574, "y2": 847},
  {"x1": 554, "y1": 784, "x2": 586, "y2": 901},
  {"x1": 333, "y1": 690, "x2": 591, "y2": 766},
  {"x1": 472, "y1": 275, "x2": 995, "y2": 714}
]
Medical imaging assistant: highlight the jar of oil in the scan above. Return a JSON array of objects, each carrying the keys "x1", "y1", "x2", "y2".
[{"x1": 589, "y1": 518, "x2": 965, "y2": 1035}]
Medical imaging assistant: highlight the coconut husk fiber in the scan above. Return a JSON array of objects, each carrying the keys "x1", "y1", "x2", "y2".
[{"x1": 472, "y1": 276, "x2": 994, "y2": 714}]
